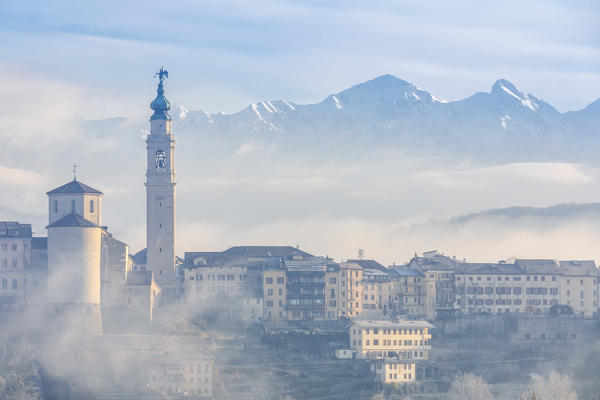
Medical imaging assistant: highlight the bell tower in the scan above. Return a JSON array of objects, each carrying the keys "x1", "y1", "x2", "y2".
[{"x1": 146, "y1": 68, "x2": 176, "y2": 284}]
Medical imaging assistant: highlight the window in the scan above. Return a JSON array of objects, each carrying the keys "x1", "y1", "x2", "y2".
[
  {"x1": 54, "y1": 200, "x2": 58, "y2": 213},
  {"x1": 71, "y1": 199, "x2": 76, "y2": 213},
  {"x1": 266, "y1": 300, "x2": 273, "y2": 307},
  {"x1": 267, "y1": 289, "x2": 273, "y2": 296},
  {"x1": 1, "y1": 279, "x2": 6, "y2": 289},
  {"x1": 1, "y1": 259, "x2": 6, "y2": 268},
  {"x1": 277, "y1": 277, "x2": 284, "y2": 284},
  {"x1": 12, "y1": 279, "x2": 17, "y2": 289},
  {"x1": 1, "y1": 244, "x2": 6, "y2": 251},
  {"x1": 278, "y1": 288, "x2": 282, "y2": 295},
  {"x1": 330, "y1": 277, "x2": 337, "y2": 284},
  {"x1": 12, "y1": 259, "x2": 17, "y2": 268},
  {"x1": 11, "y1": 244, "x2": 17, "y2": 251},
  {"x1": 266, "y1": 277, "x2": 273, "y2": 284},
  {"x1": 90, "y1": 200, "x2": 94, "y2": 213}
]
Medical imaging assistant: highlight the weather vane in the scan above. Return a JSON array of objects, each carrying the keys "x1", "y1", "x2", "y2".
[
  {"x1": 155, "y1": 67, "x2": 168, "y2": 83},
  {"x1": 73, "y1": 164, "x2": 77, "y2": 180}
]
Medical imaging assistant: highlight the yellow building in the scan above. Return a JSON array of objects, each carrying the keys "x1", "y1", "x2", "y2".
[
  {"x1": 371, "y1": 360, "x2": 416, "y2": 384},
  {"x1": 263, "y1": 265, "x2": 287, "y2": 320},
  {"x1": 147, "y1": 352, "x2": 214, "y2": 398},
  {"x1": 348, "y1": 320, "x2": 433, "y2": 360},
  {"x1": 362, "y1": 268, "x2": 393, "y2": 315},
  {"x1": 339, "y1": 262, "x2": 363, "y2": 318}
]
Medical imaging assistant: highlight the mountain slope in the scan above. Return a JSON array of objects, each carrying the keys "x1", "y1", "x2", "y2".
[{"x1": 172, "y1": 75, "x2": 600, "y2": 161}]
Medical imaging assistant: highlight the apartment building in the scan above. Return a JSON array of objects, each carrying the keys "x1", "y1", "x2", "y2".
[
  {"x1": 0, "y1": 222, "x2": 32, "y2": 306},
  {"x1": 263, "y1": 264, "x2": 287, "y2": 320},
  {"x1": 339, "y1": 262, "x2": 363, "y2": 318},
  {"x1": 325, "y1": 263, "x2": 341, "y2": 320},
  {"x1": 389, "y1": 267, "x2": 425, "y2": 317},
  {"x1": 183, "y1": 252, "x2": 248, "y2": 301},
  {"x1": 348, "y1": 320, "x2": 433, "y2": 360},
  {"x1": 362, "y1": 268, "x2": 393, "y2": 314},
  {"x1": 406, "y1": 251, "x2": 457, "y2": 320},
  {"x1": 455, "y1": 259, "x2": 598, "y2": 317},
  {"x1": 284, "y1": 257, "x2": 340, "y2": 321},
  {"x1": 371, "y1": 360, "x2": 416, "y2": 384}
]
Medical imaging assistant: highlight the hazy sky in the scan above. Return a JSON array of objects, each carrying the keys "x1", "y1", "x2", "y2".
[
  {"x1": 1, "y1": 0, "x2": 599, "y2": 115},
  {"x1": 1, "y1": 1, "x2": 600, "y2": 264}
]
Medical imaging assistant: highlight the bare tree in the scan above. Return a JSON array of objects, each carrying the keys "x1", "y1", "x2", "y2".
[
  {"x1": 525, "y1": 371, "x2": 577, "y2": 400},
  {"x1": 448, "y1": 373, "x2": 493, "y2": 400}
]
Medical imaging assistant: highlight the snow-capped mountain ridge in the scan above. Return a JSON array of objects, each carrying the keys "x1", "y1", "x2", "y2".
[{"x1": 172, "y1": 75, "x2": 599, "y2": 161}]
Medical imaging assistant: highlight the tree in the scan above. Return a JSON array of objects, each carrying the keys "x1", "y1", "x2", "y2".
[
  {"x1": 525, "y1": 371, "x2": 577, "y2": 400},
  {"x1": 447, "y1": 373, "x2": 493, "y2": 400}
]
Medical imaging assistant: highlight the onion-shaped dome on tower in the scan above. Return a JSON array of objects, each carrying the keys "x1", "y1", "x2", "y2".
[{"x1": 150, "y1": 67, "x2": 171, "y2": 121}]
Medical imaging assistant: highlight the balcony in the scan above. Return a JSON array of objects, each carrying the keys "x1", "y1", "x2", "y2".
[
  {"x1": 286, "y1": 281, "x2": 325, "y2": 288},
  {"x1": 285, "y1": 303, "x2": 326, "y2": 311}
]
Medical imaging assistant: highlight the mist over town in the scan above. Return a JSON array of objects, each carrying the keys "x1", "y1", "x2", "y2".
[{"x1": 0, "y1": 1, "x2": 599, "y2": 399}]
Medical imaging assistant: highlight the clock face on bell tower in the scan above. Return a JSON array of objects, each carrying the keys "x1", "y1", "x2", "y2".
[{"x1": 155, "y1": 150, "x2": 166, "y2": 170}]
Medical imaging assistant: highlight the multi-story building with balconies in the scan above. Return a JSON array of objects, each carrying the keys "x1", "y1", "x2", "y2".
[{"x1": 285, "y1": 257, "x2": 331, "y2": 321}]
